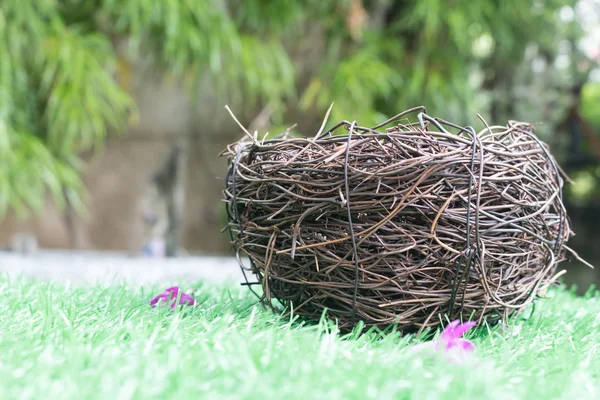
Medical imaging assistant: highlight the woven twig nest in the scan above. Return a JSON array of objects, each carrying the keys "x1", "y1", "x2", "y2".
[{"x1": 222, "y1": 106, "x2": 582, "y2": 332}]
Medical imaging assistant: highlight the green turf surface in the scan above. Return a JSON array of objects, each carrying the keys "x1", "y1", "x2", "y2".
[{"x1": 0, "y1": 276, "x2": 599, "y2": 400}]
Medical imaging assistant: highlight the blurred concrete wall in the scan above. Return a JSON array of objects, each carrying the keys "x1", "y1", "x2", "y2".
[
  {"x1": 0, "y1": 34, "x2": 326, "y2": 255},
  {"x1": 0, "y1": 51, "x2": 244, "y2": 254}
]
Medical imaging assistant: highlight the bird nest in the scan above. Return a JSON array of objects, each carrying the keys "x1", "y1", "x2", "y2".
[{"x1": 222, "y1": 106, "x2": 584, "y2": 332}]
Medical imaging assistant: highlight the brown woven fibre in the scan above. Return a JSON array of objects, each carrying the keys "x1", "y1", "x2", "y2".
[{"x1": 222, "y1": 106, "x2": 586, "y2": 332}]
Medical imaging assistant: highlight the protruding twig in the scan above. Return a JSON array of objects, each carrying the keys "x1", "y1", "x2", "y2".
[
  {"x1": 314, "y1": 103, "x2": 335, "y2": 140},
  {"x1": 225, "y1": 105, "x2": 254, "y2": 141}
]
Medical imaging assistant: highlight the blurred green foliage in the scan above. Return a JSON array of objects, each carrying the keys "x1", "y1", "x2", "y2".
[
  {"x1": 0, "y1": 0, "x2": 594, "y2": 216},
  {"x1": 582, "y1": 82, "x2": 600, "y2": 127}
]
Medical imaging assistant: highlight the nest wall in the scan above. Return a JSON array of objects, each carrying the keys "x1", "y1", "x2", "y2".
[{"x1": 222, "y1": 107, "x2": 575, "y2": 332}]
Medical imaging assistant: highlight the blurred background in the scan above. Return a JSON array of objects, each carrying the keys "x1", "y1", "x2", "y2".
[{"x1": 1, "y1": 0, "x2": 599, "y2": 291}]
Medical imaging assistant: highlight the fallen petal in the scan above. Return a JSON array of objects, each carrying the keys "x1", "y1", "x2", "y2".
[
  {"x1": 150, "y1": 286, "x2": 196, "y2": 308},
  {"x1": 441, "y1": 319, "x2": 476, "y2": 342},
  {"x1": 440, "y1": 320, "x2": 461, "y2": 342},
  {"x1": 445, "y1": 338, "x2": 475, "y2": 352}
]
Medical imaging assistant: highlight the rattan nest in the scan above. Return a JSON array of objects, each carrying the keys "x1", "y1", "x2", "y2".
[{"x1": 222, "y1": 106, "x2": 585, "y2": 332}]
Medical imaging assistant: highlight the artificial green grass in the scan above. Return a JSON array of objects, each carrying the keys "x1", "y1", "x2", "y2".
[{"x1": 0, "y1": 275, "x2": 599, "y2": 400}]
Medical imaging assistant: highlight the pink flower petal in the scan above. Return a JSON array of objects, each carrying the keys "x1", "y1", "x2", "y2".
[
  {"x1": 149, "y1": 286, "x2": 196, "y2": 308},
  {"x1": 408, "y1": 320, "x2": 477, "y2": 365},
  {"x1": 440, "y1": 320, "x2": 460, "y2": 341},
  {"x1": 164, "y1": 286, "x2": 180, "y2": 297},
  {"x1": 440, "y1": 319, "x2": 476, "y2": 342},
  {"x1": 445, "y1": 338, "x2": 475, "y2": 352}
]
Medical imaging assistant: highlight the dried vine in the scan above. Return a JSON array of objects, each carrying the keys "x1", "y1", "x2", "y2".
[{"x1": 222, "y1": 106, "x2": 586, "y2": 332}]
